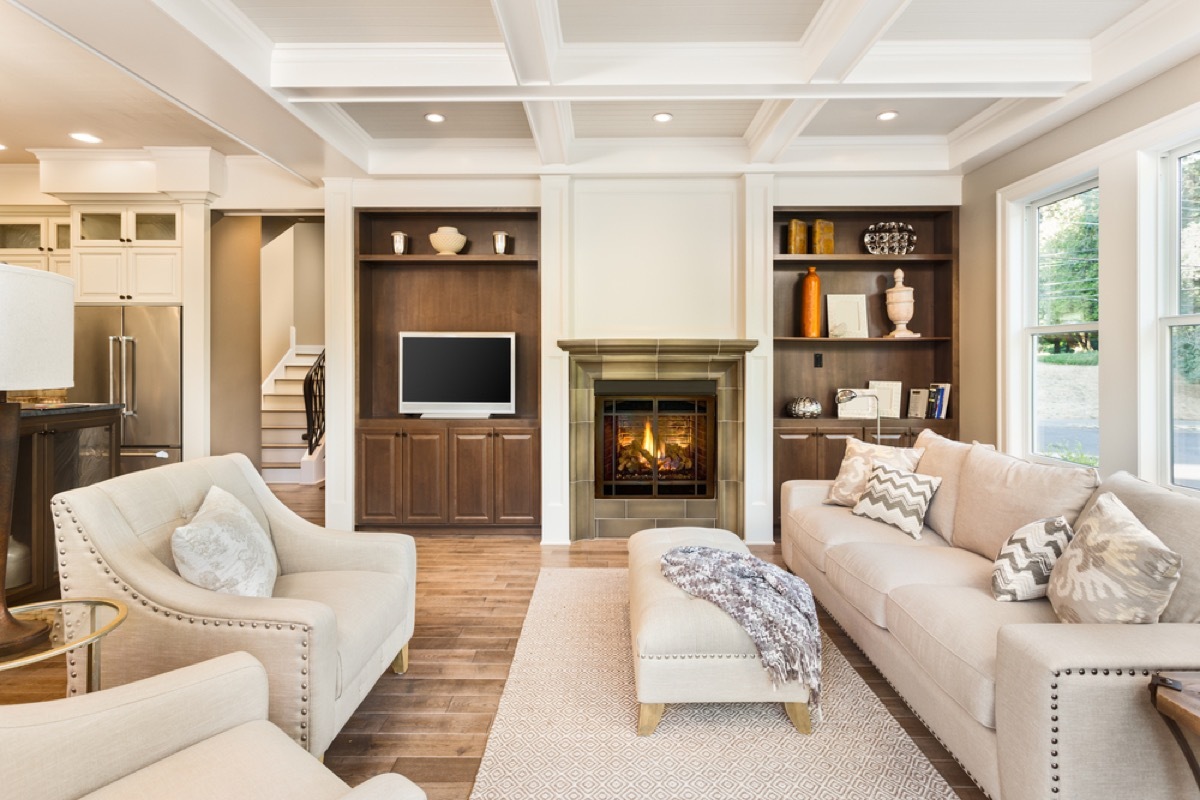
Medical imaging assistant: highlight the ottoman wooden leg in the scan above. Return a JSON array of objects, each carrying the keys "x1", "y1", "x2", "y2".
[
  {"x1": 784, "y1": 702, "x2": 812, "y2": 734},
  {"x1": 638, "y1": 703, "x2": 665, "y2": 736}
]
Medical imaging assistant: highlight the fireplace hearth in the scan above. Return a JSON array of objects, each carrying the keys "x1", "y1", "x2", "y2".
[{"x1": 596, "y1": 385, "x2": 715, "y2": 498}]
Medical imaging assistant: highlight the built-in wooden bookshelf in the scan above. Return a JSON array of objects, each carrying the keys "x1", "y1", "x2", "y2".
[{"x1": 772, "y1": 207, "x2": 959, "y2": 519}]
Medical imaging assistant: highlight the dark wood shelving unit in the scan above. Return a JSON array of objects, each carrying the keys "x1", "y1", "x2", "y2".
[
  {"x1": 355, "y1": 208, "x2": 541, "y2": 535},
  {"x1": 771, "y1": 206, "x2": 959, "y2": 520}
]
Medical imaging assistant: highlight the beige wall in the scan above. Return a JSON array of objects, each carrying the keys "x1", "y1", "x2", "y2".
[
  {"x1": 210, "y1": 214, "x2": 263, "y2": 466},
  {"x1": 293, "y1": 222, "x2": 325, "y2": 347},
  {"x1": 260, "y1": 221, "x2": 296, "y2": 380},
  {"x1": 959, "y1": 53, "x2": 1200, "y2": 445}
]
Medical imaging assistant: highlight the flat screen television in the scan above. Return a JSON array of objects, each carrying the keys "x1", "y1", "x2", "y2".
[{"x1": 398, "y1": 332, "x2": 516, "y2": 418}]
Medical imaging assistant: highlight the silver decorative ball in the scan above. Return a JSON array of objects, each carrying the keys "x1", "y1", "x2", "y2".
[{"x1": 786, "y1": 397, "x2": 822, "y2": 418}]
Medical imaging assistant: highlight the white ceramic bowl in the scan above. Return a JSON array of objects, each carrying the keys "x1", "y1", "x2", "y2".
[{"x1": 429, "y1": 226, "x2": 466, "y2": 255}]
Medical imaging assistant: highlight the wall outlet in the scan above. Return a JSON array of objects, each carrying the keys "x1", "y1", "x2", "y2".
[{"x1": 814, "y1": 353, "x2": 823, "y2": 368}]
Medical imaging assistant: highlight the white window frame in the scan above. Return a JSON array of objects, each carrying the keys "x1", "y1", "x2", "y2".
[{"x1": 1158, "y1": 138, "x2": 1200, "y2": 491}]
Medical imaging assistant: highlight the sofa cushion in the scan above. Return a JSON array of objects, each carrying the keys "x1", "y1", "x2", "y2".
[
  {"x1": 913, "y1": 429, "x2": 972, "y2": 543},
  {"x1": 1048, "y1": 492, "x2": 1182, "y2": 624},
  {"x1": 171, "y1": 486, "x2": 279, "y2": 597},
  {"x1": 273, "y1": 570, "x2": 411, "y2": 697},
  {"x1": 825, "y1": 437, "x2": 924, "y2": 507},
  {"x1": 991, "y1": 516, "x2": 1073, "y2": 602},
  {"x1": 885, "y1": 584, "x2": 1059, "y2": 729},
  {"x1": 80, "y1": 719, "x2": 350, "y2": 800},
  {"x1": 852, "y1": 464, "x2": 942, "y2": 538},
  {"x1": 952, "y1": 446, "x2": 1099, "y2": 561},
  {"x1": 825, "y1": 543, "x2": 993, "y2": 628},
  {"x1": 785, "y1": 503, "x2": 949, "y2": 573},
  {"x1": 1078, "y1": 471, "x2": 1200, "y2": 623}
]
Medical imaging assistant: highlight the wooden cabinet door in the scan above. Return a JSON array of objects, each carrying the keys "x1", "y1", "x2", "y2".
[
  {"x1": 494, "y1": 427, "x2": 540, "y2": 525},
  {"x1": 866, "y1": 426, "x2": 910, "y2": 448},
  {"x1": 773, "y1": 426, "x2": 817, "y2": 521},
  {"x1": 128, "y1": 249, "x2": 181, "y2": 302},
  {"x1": 815, "y1": 425, "x2": 863, "y2": 479},
  {"x1": 449, "y1": 427, "x2": 493, "y2": 524},
  {"x1": 357, "y1": 431, "x2": 400, "y2": 524},
  {"x1": 75, "y1": 250, "x2": 125, "y2": 302},
  {"x1": 401, "y1": 428, "x2": 448, "y2": 524}
]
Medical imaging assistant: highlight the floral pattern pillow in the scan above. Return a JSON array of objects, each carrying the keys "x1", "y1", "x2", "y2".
[
  {"x1": 824, "y1": 438, "x2": 924, "y2": 507},
  {"x1": 1047, "y1": 493, "x2": 1182, "y2": 623},
  {"x1": 171, "y1": 485, "x2": 279, "y2": 597}
]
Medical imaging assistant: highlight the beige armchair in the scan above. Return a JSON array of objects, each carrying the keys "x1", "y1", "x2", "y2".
[
  {"x1": 51, "y1": 453, "x2": 416, "y2": 756},
  {"x1": 0, "y1": 652, "x2": 426, "y2": 800}
]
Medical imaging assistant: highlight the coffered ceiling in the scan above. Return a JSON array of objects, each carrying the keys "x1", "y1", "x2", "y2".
[{"x1": 2, "y1": 0, "x2": 1198, "y2": 184}]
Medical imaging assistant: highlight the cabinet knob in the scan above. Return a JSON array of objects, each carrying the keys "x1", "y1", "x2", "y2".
[{"x1": 38, "y1": 246, "x2": 45, "y2": 251}]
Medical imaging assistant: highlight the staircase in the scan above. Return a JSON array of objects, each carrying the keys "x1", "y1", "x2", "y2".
[{"x1": 261, "y1": 346, "x2": 324, "y2": 484}]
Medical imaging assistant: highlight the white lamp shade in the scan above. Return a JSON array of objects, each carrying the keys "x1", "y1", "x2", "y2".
[{"x1": 0, "y1": 263, "x2": 74, "y2": 391}]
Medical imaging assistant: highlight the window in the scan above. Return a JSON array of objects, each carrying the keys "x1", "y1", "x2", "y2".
[
  {"x1": 1025, "y1": 184, "x2": 1100, "y2": 466},
  {"x1": 1164, "y1": 142, "x2": 1200, "y2": 489}
]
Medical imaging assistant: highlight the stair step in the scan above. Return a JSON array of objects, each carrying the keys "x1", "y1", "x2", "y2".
[
  {"x1": 272, "y1": 378, "x2": 305, "y2": 394},
  {"x1": 263, "y1": 394, "x2": 305, "y2": 411},
  {"x1": 263, "y1": 465, "x2": 302, "y2": 484},
  {"x1": 283, "y1": 365, "x2": 312, "y2": 379},
  {"x1": 263, "y1": 426, "x2": 307, "y2": 444},
  {"x1": 262, "y1": 410, "x2": 306, "y2": 426},
  {"x1": 262, "y1": 444, "x2": 309, "y2": 463}
]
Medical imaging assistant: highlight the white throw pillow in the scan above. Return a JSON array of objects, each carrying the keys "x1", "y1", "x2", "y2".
[
  {"x1": 171, "y1": 485, "x2": 278, "y2": 597},
  {"x1": 825, "y1": 438, "x2": 924, "y2": 507}
]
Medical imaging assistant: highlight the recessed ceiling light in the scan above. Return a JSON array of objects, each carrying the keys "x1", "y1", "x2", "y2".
[
  {"x1": 652, "y1": 112, "x2": 674, "y2": 123},
  {"x1": 70, "y1": 132, "x2": 103, "y2": 144},
  {"x1": 876, "y1": 111, "x2": 899, "y2": 122},
  {"x1": 424, "y1": 113, "x2": 446, "y2": 123}
]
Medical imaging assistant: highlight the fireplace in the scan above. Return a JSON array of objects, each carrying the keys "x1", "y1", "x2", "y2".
[
  {"x1": 595, "y1": 381, "x2": 716, "y2": 498},
  {"x1": 558, "y1": 338, "x2": 756, "y2": 540}
]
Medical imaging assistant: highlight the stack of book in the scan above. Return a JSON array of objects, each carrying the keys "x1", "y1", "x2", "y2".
[{"x1": 907, "y1": 383, "x2": 952, "y2": 419}]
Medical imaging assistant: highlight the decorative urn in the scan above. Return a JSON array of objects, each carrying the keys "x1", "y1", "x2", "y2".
[
  {"x1": 885, "y1": 268, "x2": 920, "y2": 338},
  {"x1": 429, "y1": 226, "x2": 467, "y2": 255}
]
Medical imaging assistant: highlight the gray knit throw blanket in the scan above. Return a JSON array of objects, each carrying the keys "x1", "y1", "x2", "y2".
[{"x1": 660, "y1": 545, "x2": 822, "y2": 714}]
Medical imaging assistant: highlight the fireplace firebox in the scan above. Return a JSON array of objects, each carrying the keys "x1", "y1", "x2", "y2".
[{"x1": 595, "y1": 381, "x2": 716, "y2": 498}]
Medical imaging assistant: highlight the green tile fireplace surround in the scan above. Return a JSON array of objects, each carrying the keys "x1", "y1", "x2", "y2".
[{"x1": 558, "y1": 338, "x2": 757, "y2": 541}]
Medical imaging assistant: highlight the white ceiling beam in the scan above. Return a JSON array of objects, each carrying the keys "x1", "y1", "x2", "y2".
[
  {"x1": 272, "y1": 44, "x2": 518, "y2": 89},
  {"x1": 799, "y1": 0, "x2": 912, "y2": 83},
  {"x1": 947, "y1": 0, "x2": 1200, "y2": 171},
  {"x1": 9, "y1": 0, "x2": 367, "y2": 183},
  {"x1": 490, "y1": 0, "x2": 560, "y2": 85},
  {"x1": 524, "y1": 101, "x2": 573, "y2": 165},
  {"x1": 745, "y1": 99, "x2": 827, "y2": 163}
]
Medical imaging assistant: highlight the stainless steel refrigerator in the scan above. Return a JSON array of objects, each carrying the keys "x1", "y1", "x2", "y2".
[{"x1": 68, "y1": 306, "x2": 182, "y2": 474}]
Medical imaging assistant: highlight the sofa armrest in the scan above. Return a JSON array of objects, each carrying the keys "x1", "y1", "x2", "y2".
[
  {"x1": 781, "y1": 480, "x2": 832, "y2": 514},
  {"x1": 0, "y1": 653, "x2": 268, "y2": 800},
  {"x1": 343, "y1": 774, "x2": 428, "y2": 800},
  {"x1": 996, "y1": 623, "x2": 1200, "y2": 800}
]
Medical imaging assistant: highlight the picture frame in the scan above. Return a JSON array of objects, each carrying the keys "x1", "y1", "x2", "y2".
[
  {"x1": 827, "y1": 294, "x2": 868, "y2": 338},
  {"x1": 868, "y1": 380, "x2": 902, "y2": 419}
]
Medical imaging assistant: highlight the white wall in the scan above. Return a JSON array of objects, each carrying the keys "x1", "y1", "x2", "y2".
[
  {"x1": 567, "y1": 179, "x2": 742, "y2": 338},
  {"x1": 293, "y1": 222, "x2": 325, "y2": 346},
  {"x1": 261, "y1": 225, "x2": 296, "y2": 380}
]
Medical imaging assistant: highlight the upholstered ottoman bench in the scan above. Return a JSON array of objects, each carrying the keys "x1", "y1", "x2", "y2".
[{"x1": 627, "y1": 527, "x2": 813, "y2": 736}]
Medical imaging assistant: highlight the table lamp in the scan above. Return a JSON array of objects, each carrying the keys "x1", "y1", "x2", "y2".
[
  {"x1": 835, "y1": 388, "x2": 881, "y2": 444},
  {"x1": 0, "y1": 263, "x2": 74, "y2": 655}
]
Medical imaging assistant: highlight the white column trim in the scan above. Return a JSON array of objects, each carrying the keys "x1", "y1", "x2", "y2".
[
  {"x1": 178, "y1": 199, "x2": 211, "y2": 462},
  {"x1": 324, "y1": 178, "x2": 356, "y2": 529},
  {"x1": 539, "y1": 174, "x2": 572, "y2": 544},
  {"x1": 742, "y1": 173, "x2": 775, "y2": 543}
]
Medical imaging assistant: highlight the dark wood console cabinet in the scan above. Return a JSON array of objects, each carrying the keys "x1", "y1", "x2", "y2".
[
  {"x1": 6, "y1": 404, "x2": 121, "y2": 602},
  {"x1": 354, "y1": 209, "x2": 541, "y2": 534}
]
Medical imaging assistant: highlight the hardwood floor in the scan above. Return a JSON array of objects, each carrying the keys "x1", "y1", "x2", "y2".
[{"x1": 1, "y1": 483, "x2": 986, "y2": 800}]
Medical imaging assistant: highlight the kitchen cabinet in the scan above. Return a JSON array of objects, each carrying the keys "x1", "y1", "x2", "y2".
[
  {"x1": 72, "y1": 205, "x2": 181, "y2": 303},
  {"x1": 6, "y1": 405, "x2": 121, "y2": 602},
  {"x1": 0, "y1": 215, "x2": 71, "y2": 273}
]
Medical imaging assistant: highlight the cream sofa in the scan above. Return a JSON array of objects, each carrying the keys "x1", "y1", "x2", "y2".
[
  {"x1": 0, "y1": 652, "x2": 426, "y2": 800},
  {"x1": 51, "y1": 453, "x2": 417, "y2": 757},
  {"x1": 781, "y1": 432, "x2": 1200, "y2": 800}
]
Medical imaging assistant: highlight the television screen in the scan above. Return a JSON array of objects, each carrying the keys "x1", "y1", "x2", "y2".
[{"x1": 398, "y1": 332, "x2": 515, "y2": 417}]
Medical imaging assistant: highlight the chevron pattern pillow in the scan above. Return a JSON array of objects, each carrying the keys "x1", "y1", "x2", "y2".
[
  {"x1": 851, "y1": 463, "x2": 942, "y2": 539},
  {"x1": 991, "y1": 516, "x2": 1073, "y2": 602}
]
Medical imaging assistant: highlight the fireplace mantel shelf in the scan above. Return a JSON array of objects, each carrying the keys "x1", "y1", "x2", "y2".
[{"x1": 557, "y1": 338, "x2": 758, "y2": 356}]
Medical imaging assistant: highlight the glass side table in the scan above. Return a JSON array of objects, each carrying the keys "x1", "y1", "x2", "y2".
[{"x1": 0, "y1": 598, "x2": 127, "y2": 693}]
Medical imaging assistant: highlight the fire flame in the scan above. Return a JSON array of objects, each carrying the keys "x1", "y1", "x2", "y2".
[{"x1": 642, "y1": 420, "x2": 664, "y2": 460}]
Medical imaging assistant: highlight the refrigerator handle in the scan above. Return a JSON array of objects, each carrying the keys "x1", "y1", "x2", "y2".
[
  {"x1": 107, "y1": 336, "x2": 120, "y2": 405},
  {"x1": 124, "y1": 336, "x2": 137, "y2": 418}
]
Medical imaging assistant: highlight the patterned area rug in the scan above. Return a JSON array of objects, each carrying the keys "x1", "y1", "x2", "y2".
[{"x1": 470, "y1": 568, "x2": 956, "y2": 800}]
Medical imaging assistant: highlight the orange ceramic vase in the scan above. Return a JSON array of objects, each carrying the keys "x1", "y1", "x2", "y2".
[{"x1": 800, "y1": 266, "x2": 821, "y2": 337}]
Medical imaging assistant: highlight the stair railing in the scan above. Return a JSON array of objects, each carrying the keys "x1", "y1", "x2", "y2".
[{"x1": 302, "y1": 349, "x2": 325, "y2": 455}]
